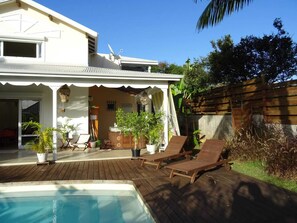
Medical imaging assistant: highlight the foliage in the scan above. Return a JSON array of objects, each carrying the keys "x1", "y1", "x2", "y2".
[
  {"x1": 59, "y1": 118, "x2": 80, "y2": 137},
  {"x1": 96, "y1": 139, "x2": 101, "y2": 147},
  {"x1": 207, "y1": 35, "x2": 238, "y2": 84},
  {"x1": 226, "y1": 121, "x2": 297, "y2": 181},
  {"x1": 170, "y1": 58, "x2": 212, "y2": 117},
  {"x1": 261, "y1": 135, "x2": 297, "y2": 180},
  {"x1": 143, "y1": 112, "x2": 164, "y2": 145},
  {"x1": 115, "y1": 108, "x2": 126, "y2": 130},
  {"x1": 22, "y1": 121, "x2": 61, "y2": 153},
  {"x1": 151, "y1": 61, "x2": 185, "y2": 74},
  {"x1": 192, "y1": 129, "x2": 205, "y2": 148},
  {"x1": 183, "y1": 58, "x2": 212, "y2": 96},
  {"x1": 195, "y1": 0, "x2": 253, "y2": 30},
  {"x1": 116, "y1": 108, "x2": 147, "y2": 150},
  {"x1": 207, "y1": 19, "x2": 297, "y2": 84}
]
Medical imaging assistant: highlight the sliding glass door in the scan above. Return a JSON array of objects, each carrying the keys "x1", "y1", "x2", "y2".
[{"x1": 19, "y1": 100, "x2": 40, "y2": 148}]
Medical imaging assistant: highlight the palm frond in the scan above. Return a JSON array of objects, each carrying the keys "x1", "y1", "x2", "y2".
[{"x1": 196, "y1": 0, "x2": 253, "y2": 30}]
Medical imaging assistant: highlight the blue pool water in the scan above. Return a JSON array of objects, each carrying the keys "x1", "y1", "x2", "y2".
[{"x1": 0, "y1": 183, "x2": 155, "y2": 223}]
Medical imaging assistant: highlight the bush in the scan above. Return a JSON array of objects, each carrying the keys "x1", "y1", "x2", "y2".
[
  {"x1": 226, "y1": 122, "x2": 267, "y2": 161},
  {"x1": 263, "y1": 137, "x2": 297, "y2": 180},
  {"x1": 226, "y1": 121, "x2": 297, "y2": 181}
]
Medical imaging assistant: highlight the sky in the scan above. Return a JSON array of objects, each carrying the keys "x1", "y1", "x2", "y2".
[{"x1": 35, "y1": 0, "x2": 297, "y2": 66}]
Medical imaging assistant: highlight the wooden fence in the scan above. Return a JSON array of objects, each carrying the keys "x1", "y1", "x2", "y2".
[{"x1": 186, "y1": 78, "x2": 297, "y2": 128}]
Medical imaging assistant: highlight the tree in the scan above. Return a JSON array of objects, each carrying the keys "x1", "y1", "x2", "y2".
[
  {"x1": 151, "y1": 61, "x2": 184, "y2": 74},
  {"x1": 195, "y1": 0, "x2": 253, "y2": 30},
  {"x1": 183, "y1": 58, "x2": 211, "y2": 96},
  {"x1": 236, "y1": 19, "x2": 297, "y2": 83},
  {"x1": 207, "y1": 19, "x2": 297, "y2": 84},
  {"x1": 207, "y1": 35, "x2": 238, "y2": 84}
]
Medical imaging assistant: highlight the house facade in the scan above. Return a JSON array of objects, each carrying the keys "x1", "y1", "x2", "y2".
[{"x1": 0, "y1": 0, "x2": 182, "y2": 160}]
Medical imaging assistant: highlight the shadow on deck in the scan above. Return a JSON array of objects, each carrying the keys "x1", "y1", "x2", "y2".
[{"x1": 0, "y1": 159, "x2": 296, "y2": 223}]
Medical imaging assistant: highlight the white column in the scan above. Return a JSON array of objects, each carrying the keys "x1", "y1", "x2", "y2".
[
  {"x1": 161, "y1": 87, "x2": 169, "y2": 146},
  {"x1": 49, "y1": 85, "x2": 61, "y2": 161}
]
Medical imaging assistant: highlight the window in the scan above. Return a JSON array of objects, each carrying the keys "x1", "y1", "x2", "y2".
[
  {"x1": 107, "y1": 101, "x2": 116, "y2": 111},
  {"x1": 0, "y1": 40, "x2": 42, "y2": 58}
]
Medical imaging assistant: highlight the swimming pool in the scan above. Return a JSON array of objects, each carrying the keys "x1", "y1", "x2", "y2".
[{"x1": 0, "y1": 180, "x2": 155, "y2": 223}]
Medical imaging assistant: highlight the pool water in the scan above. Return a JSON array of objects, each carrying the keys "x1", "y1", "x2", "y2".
[{"x1": 0, "y1": 182, "x2": 155, "y2": 223}]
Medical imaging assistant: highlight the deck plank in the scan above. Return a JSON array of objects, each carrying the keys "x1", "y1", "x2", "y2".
[
  {"x1": 98, "y1": 160, "x2": 106, "y2": 180},
  {"x1": 92, "y1": 160, "x2": 99, "y2": 179},
  {"x1": 87, "y1": 161, "x2": 94, "y2": 179},
  {"x1": 0, "y1": 159, "x2": 296, "y2": 223}
]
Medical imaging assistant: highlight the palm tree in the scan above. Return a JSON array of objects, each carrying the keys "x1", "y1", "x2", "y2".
[{"x1": 195, "y1": 0, "x2": 253, "y2": 30}]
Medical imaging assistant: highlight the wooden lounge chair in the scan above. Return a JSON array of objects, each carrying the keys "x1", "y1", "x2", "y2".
[
  {"x1": 165, "y1": 139, "x2": 231, "y2": 183},
  {"x1": 140, "y1": 135, "x2": 191, "y2": 169},
  {"x1": 72, "y1": 134, "x2": 90, "y2": 151}
]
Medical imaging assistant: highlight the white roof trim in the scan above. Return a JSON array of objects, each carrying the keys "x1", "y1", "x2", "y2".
[{"x1": 120, "y1": 56, "x2": 158, "y2": 66}]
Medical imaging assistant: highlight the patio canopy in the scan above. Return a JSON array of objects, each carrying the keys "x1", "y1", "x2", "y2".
[{"x1": 0, "y1": 62, "x2": 182, "y2": 160}]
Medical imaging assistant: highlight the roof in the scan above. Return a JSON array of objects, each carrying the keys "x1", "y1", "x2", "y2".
[
  {"x1": 0, "y1": 63, "x2": 182, "y2": 87},
  {"x1": 120, "y1": 56, "x2": 158, "y2": 66},
  {"x1": 0, "y1": 0, "x2": 98, "y2": 38},
  {"x1": 98, "y1": 53, "x2": 158, "y2": 66}
]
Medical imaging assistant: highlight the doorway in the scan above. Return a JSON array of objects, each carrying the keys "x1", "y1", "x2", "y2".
[
  {"x1": 0, "y1": 99, "x2": 18, "y2": 149},
  {"x1": 0, "y1": 99, "x2": 40, "y2": 150}
]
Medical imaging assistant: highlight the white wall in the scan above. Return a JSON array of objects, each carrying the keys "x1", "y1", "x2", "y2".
[
  {"x1": 89, "y1": 54, "x2": 121, "y2": 69},
  {"x1": 57, "y1": 86, "x2": 89, "y2": 135},
  {"x1": 0, "y1": 84, "x2": 89, "y2": 148},
  {"x1": 197, "y1": 114, "x2": 297, "y2": 140},
  {"x1": 0, "y1": 3, "x2": 89, "y2": 65},
  {"x1": 198, "y1": 115, "x2": 233, "y2": 140}
]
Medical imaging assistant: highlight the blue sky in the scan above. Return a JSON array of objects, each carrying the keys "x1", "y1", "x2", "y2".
[{"x1": 35, "y1": 0, "x2": 297, "y2": 65}]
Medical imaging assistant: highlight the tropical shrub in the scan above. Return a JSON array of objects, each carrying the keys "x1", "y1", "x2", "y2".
[
  {"x1": 262, "y1": 136, "x2": 297, "y2": 180},
  {"x1": 22, "y1": 121, "x2": 61, "y2": 153},
  {"x1": 226, "y1": 121, "x2": 297, "y2": 180}
]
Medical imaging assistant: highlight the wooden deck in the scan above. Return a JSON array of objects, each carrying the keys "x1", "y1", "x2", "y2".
[{"x1": 0, "y1": 159, "x2": 296, "y2": 223}]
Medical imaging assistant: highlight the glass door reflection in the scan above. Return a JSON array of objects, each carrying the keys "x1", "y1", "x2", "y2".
[{"x1": 20, "y1": 100, "x2": 40, "y2": 147}]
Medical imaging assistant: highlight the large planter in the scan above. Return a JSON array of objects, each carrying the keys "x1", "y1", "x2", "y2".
[
  {"x1": 131, "y1": 149, "x2": 141, "y2": 158},
  {"x1": 146, "y1": 144, "x2": 157, "y2": 154},
  {"x1": 36, "y1": 152, "x2": 47, "y2": 163}
]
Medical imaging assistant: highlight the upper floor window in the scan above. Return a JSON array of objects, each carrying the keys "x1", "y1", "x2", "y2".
[
  {"x1": 1, "y1": 41, "x2": 42, "y2": 58},
  {"x1": 0, "y1": 35, "x2": 44, "y2": 59}
]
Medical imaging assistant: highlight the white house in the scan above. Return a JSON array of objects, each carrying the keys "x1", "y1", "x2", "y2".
[{"x1": 0, "y1": 0, "x2": 182, "y2": 159}]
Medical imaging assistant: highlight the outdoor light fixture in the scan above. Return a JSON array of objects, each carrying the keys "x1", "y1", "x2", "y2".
[{"x1": 58, "y1": 85, "x2": 71, "y2": 103}]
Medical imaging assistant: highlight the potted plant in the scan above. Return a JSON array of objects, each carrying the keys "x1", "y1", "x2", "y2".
[
  {"x1": 96, "y1": 139, "x2": 101, "y2": 148},
  {"x1": 144, "y1": 112, "x2": 164, "y2": 154},
  {"x1": 22, "y1": 121, "x2": 61, "y2": 163},
  {"x1": 116, "y1": 108, "x2": 147, "y2": 157},
  {"x1": 59, "y1": 119, "x2": 80, "y2": 149},
  {"x1": 60, "y1": 119, "x2": 80, "y2": 139}
]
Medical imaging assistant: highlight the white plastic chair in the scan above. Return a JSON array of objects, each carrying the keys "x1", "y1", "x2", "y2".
[{"x1": 71, "y1": 134, "x2": 90, "y2": 151}]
